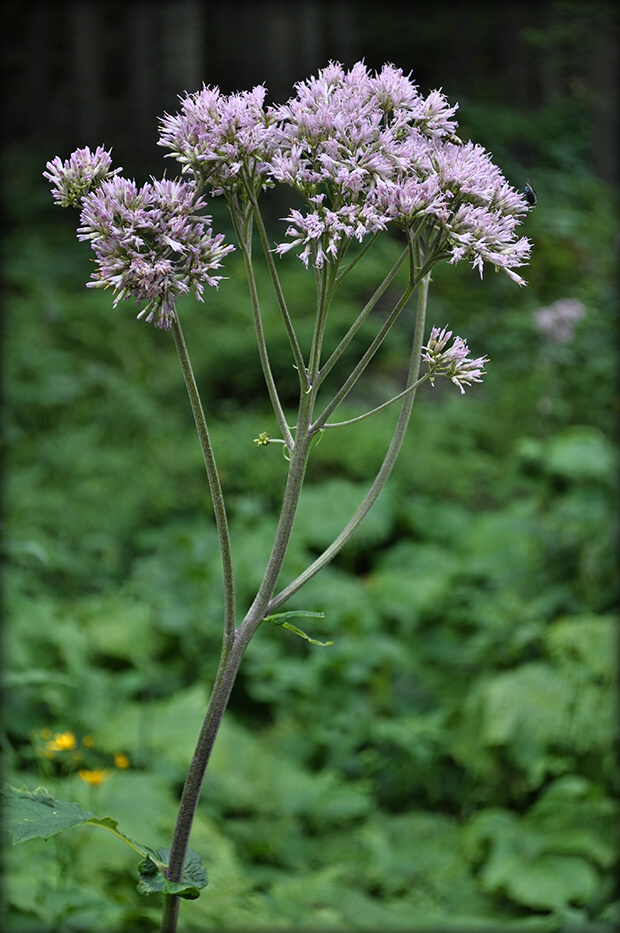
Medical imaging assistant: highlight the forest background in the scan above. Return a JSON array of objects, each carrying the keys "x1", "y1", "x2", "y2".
[{"x1": 1, "y1": 1, "x2": 618, "y2": 931}]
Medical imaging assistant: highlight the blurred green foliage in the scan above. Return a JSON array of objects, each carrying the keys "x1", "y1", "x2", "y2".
[{"x1": 2, "y1": 106, "x2": 618, "y2": 933}]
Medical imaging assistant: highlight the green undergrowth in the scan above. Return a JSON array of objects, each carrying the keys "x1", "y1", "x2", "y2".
[{"x1": 2, "y1": 149, "x2": 618, "y2": 931}]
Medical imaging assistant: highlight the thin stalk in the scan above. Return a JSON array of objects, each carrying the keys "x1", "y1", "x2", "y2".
[
  {"x1": 268, "y1": 271, "x2": 431, "y2": 614},
  {"x1": 311, "y1": 280, "x2": 415, "y2": 433},
  {"x1": 241, "y1": 254, "x2": 336, "y2": 628},
  {"x1": 170, "y1": 315, "x2": 235, "y2": 643},
  {"x1": 247, "y1": 188, "x2": 307, "y2": 382},
  {"x1": 321, "y1": 371, "x2": 430, "y2": 429},
  {"x1": 162, "y1": 315, "x2": 239, "y2": 933},
  {"x1": 159, "y1": 583, "x2": 279, "y2": 933},
  {"x1": 307, "y1": 260, "x2": 335, "y2": 380},
  {"x1": 313, "y1": 250, "x2": 438, "y2": 432},
  {"x1": 232, "y1": 204, "x2": 295, "y2": 450},
  {"x1": 318, "y1": 245, "x2": 409, "y2": 386},
  {"x1": 333, "y1": 230, "x2": 382, "y2": 286}
]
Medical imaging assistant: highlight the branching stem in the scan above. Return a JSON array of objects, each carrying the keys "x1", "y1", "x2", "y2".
[{"x1": 161, "y1": 262, "x2": 432, "y2": 933}]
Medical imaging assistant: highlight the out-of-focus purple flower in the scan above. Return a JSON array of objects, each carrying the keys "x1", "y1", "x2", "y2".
[
  {"x1": 77, "y1": 176, "x2": 234, "y2": 329},
  {"x1": 158, "y1": 85, "x2": 278, "y2": 195},
  {"x1": 421, "y1": 325, "x2": 489, "y2": 393},
  {"x1": 43, "y1": 146, "x2": 120, "y2": 207},
  {"x1": 533, "y1": 298, "x2": 586, "y2": 344}
]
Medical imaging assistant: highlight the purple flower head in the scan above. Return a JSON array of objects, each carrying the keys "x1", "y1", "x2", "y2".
[
  {"x1": 422, "y1": 325, "x2": 489, "y2": 394},
  {"x1": 77, "y1": 175, "x2": 234, "y2": 329},
  {"x1": 432, "y1": 141, "x2": 532, "y2": 283},
  {"x1": 266, "y1": 62, "x2": 531, "y2": 280},
  {"x1": 267, "y1": 60, "x2": 452, "y2": 256},
  {"x1": 158, "y1": 84, "x2": 278, "y2": 195},
  {"x1": 44, "y1": 146, "x2": 120, "y2": 207},
  {"x1": 274, "y1": 197, "x2": 389, "y2": 268}
]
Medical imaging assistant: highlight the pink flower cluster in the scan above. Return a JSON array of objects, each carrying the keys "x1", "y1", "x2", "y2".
[
  {"x1": 421, "y1": 326, "x2": 489, "y2": 394},
  {"x1": 158, "y1": 85, "x2": 277, "y2": 195},
  {"x1": 157, "y1": 61, "x2": 532, "y2": 280},
  {"x1": 43, "y1": 146, "x2": 120, "y2": 207},
  {"x1": 45, "y1": 61, "x2": 533, "y2": 331},
  {"x1": 77, "y1": 176, "x2": 234, "y2": 329}
]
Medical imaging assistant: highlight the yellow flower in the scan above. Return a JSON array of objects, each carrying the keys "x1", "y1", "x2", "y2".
[
  {"x1": 78, "y1": 768, "x2": 112, "y2": 787},
  {"x1": 40, "y1": 728, "x2": 52, "y2": 740},
  {"x1": 82, "y1": 735, "x2": 95, "y2": 748},
  {"x1": 114, "y1": 752, "x2": 130, "y2": 769},
  {"x1": 46, "y1": 731, "x2": 77, "y2": 752}
]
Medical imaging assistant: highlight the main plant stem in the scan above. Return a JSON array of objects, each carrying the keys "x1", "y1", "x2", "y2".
[
  {"x1": 161, "y1": 269, "x2": 431, "y2": 933},
  {"x1": 160, "y1": 272, "x2": 325, "y2": 933}
]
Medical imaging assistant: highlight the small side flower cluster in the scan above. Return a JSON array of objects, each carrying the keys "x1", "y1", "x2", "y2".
[
  {"x1": 77, "y1": 175, "x2": 234, "y2": 329},
  {"x1": 43, "y1": 146, "x2": 120, "y2": 207},
  {"x1": 44, "y1": 145, "x2": 235, "y2": 329},
  {"x1": 422, "y1": 326, "x2": 489, "y2": 394}
]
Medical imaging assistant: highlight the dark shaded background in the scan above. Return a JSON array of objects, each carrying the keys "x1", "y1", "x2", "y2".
[{"x1": 2, "y1": 0, "x2": 618, "y2": 185}]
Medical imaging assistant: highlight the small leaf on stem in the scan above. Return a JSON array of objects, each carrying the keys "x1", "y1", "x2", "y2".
[{"x1": 263, "y1": 611, "x2": 334, "y2": 646}]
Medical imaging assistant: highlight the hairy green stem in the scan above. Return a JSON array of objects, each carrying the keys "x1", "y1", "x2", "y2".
[
  {"x1": 321, "y1": 371, "x2": 430, "y2": 429},
  {"x1": 333, "y1": 230, "x2": 382, "y2": 286},
  {"x1": 239, "y1": 232, "x2": 295, "y2": 450},
  {"x1": 312, "y1": 277, "x2": 416, "y2": 432},
  {"x1": 318, "y1": 246, "x2": 409, "y2": 386},
  {"x1": 229, "y1": 200, "x2": 295, "y2": 449},
  {"x1": 162, "y1": 315, "x2": 238, "y2": 933}
]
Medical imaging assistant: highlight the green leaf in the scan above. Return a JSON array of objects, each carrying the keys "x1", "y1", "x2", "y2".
[
  {"x1": 263, "y1": 611, "x2": 334, "y2": 647},
  {"x1": 2, "y1": 784, "x2": 97, "y2": 844},
  {"x1": 137, "y1": 846, "x2": 208, "y2": 899},
  {"x1": 482, "y1": 850, "x2": 599, "y2": 912},
  {"x1": 2, "y1": 784, "x2": 150, "y2": 856},
  {"x1": 2, "y1": 784, "x2": 207, "y2": 900}
]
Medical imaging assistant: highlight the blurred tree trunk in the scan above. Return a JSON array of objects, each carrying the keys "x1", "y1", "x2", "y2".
[
  {"x1": 2, "y1": 0, "x2": 616, "y2": 184},
  {"x1": 207, "y1": 0, "x2": 354, "y2": 102},
  {"x1": 71, "y1": 0, "x2": 103, "y2": 144}
]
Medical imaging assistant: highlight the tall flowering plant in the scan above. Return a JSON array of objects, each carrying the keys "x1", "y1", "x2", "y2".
[{"x1": 6, "y1": 62, "x2": 532, "y2": 933}]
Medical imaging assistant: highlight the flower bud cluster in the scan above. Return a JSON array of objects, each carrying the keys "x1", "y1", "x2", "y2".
[{"x1": 422, "y1": 326, "x2": 489, "y2": 394}]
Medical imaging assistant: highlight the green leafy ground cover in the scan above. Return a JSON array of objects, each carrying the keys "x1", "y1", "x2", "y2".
[{"x1": 2, "y1": 144, "x2": 618, "y2": 932}]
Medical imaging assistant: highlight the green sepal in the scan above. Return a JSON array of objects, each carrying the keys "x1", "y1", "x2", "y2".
[
  {"x1": 137, "y1": 846, "x2": 208, "y2": 899},
  {"x1": 311, "y1": 428, "x2": 325, "y2": 448},
  {"x1": 263, "y1": 610, "x2": 333, "y2": 647}
]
